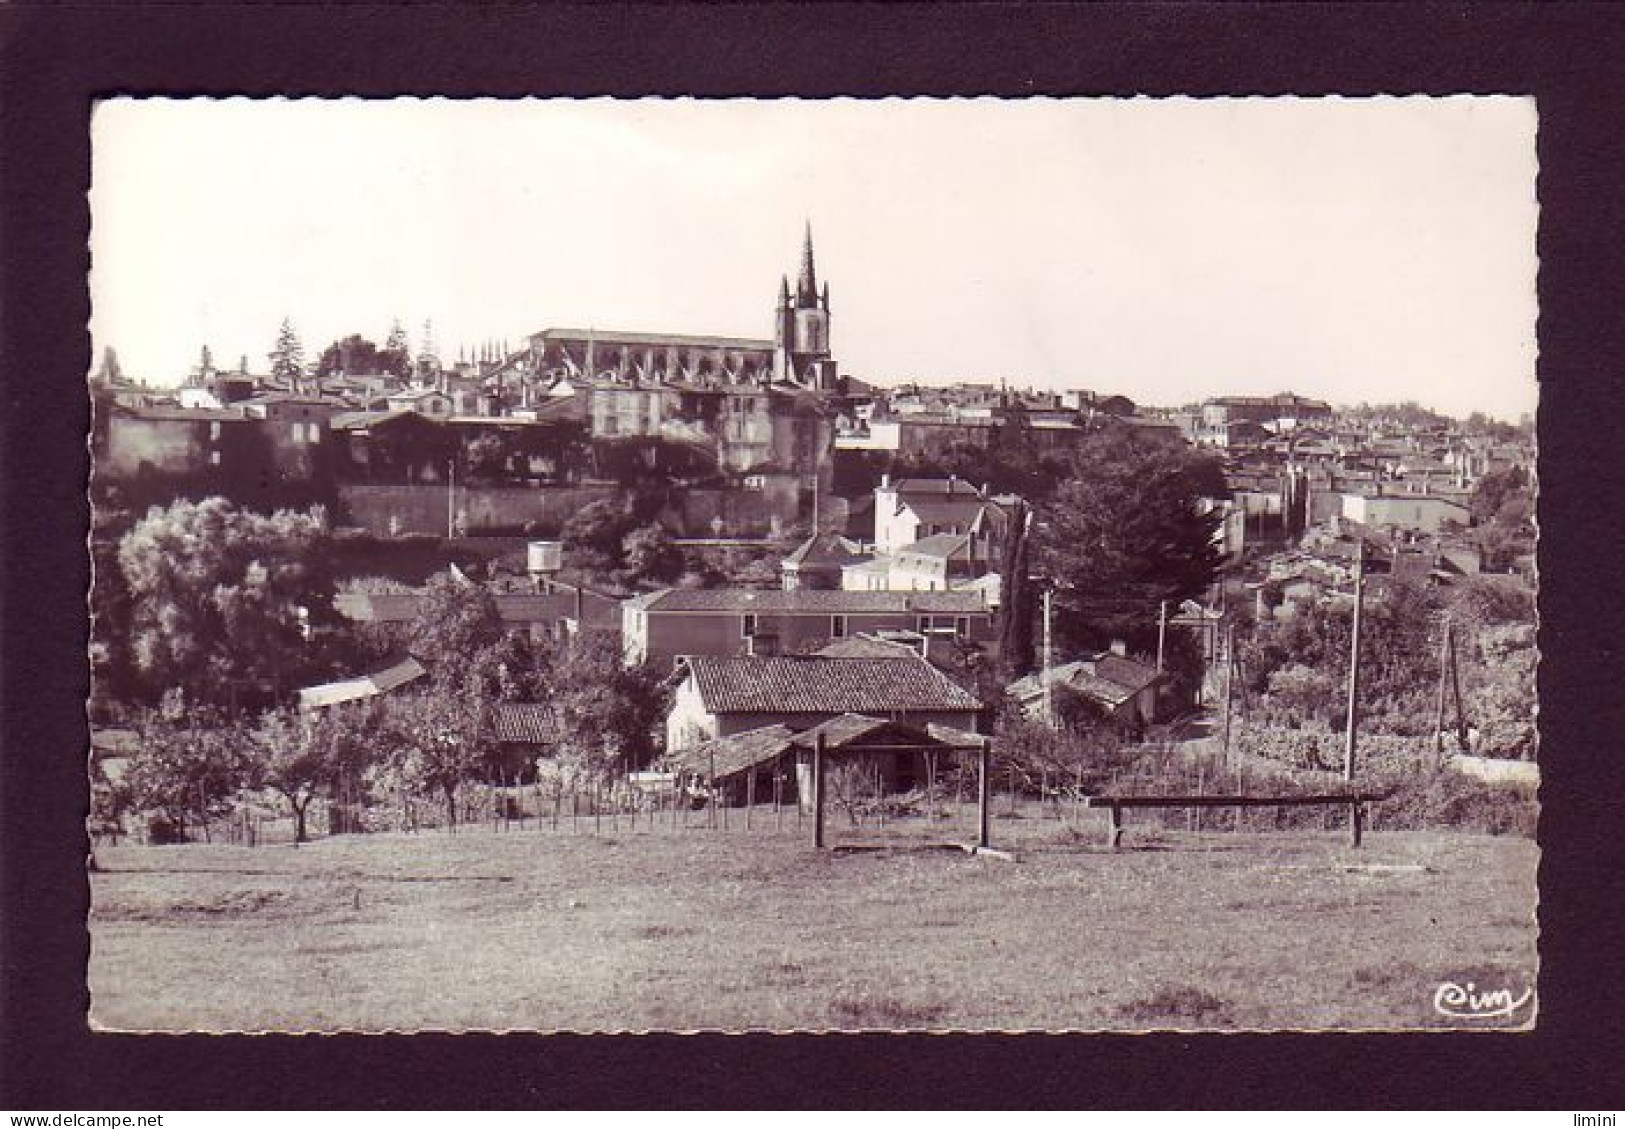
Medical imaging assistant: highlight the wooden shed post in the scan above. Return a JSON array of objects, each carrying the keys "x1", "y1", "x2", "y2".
[
  {"x1": 977, "y1": 739, "x2": 992, "y2": 850},
  {"x1": 813, "y1": 733, "x2": 826, "y2": 850}
]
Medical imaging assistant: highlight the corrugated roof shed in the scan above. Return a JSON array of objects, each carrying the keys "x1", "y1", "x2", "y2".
[
  {"x1": 666, "y1": 724, "x2": 796, "y2": 779},
  {"x1": 298, "y1": 656, "x2": 426, "y2": 710}
]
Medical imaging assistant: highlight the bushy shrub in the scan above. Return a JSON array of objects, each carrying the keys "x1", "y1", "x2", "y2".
[{"x1": 1371, "y1": 769, "x2": 1537, "y2": 837}]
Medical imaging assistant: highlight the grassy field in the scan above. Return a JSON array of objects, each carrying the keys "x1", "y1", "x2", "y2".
[{"x1": 89, "y1": 812, "x2": 1538, "y2": 1032}]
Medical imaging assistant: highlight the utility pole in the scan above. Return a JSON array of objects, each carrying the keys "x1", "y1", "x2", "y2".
[
  {"x1": 812, "y1": 732, "x2": 826, "y2": 850},
  {"x1": 1041, "y1": 586, "x2": 1054, "y2": 729},
  {"x1": 446, "y1": 456, "x2": 456, "y2": 539},
  {"x1": 1343, "y1": 540, "x2": 1366, "y2": 783},
  {"x1": 1448, "y1": 617, "x2": 1469, "y2": 754},
  {"x1": 1433, "y1": 616, "x2": 1452, "y2": 768},
  {"x1": 1221, "y1": 623, "x2": 1235, "y2": 771},
  {"x1": 1156, "y1": 599, "x2": 1168, "y2": 674}
]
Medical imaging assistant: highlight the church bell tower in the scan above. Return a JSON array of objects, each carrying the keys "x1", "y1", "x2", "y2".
[{"x1": 774, "y1": 222, "x2": 835, "y2": 388}]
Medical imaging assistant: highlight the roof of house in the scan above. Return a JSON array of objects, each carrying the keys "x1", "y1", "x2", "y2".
[
  {"x1": 678, "y1": 655, "x2": 982, "y2": 716},
  {"x1": 113, "y1": 403, "x2": 245, "y2": 423},
  {"x1": 241, "y1": 393, "x2": 341, "y2": 407},
  {"x1": 297, "y1": 656, "x2": 426, "y2": 710},
  {"x1": 333, "y1": 590, "x2": 609, "y2": 624},
  {"x1": 782, "y1": 532, "x2": 869, "y2": 569},
  {"x1": 633, "y1": 588, "x2": 987, "y2": 615},
  {"x1": 883, "y1": 477, "x2": 980, "y2": 496},
  {"x1": 490, "y1": 702, "x2": 557, "y2": 745},
  {"x1": 840, "y1": 558, "x2": 891, "y2": 581},
  {"x1": 329, "y1": 408, "x2": 431, "y2": 431},
  {"x1": 1007, "y1": 653, "x2": 1162, "y2": 711},
  {"x1": 898, "y1": 533, "x2": 975, "y2": 560},
  {"x1": 814, "y1": 635, "x2": 922, "y2": 659},
  {"x1": 897, "y1": 497, "x2": 987, "y2": 526}
]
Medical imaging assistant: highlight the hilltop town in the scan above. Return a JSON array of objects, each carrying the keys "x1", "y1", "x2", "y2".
[{"x1": 89, "y1": 225, "x2": 1536, "y2": 853}]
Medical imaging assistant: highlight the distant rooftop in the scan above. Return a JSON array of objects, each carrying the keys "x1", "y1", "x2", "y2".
[
  {"x1": 633, "y1": 588, "x2": 988, "y2": 615},
  {"x1": 533, "y1": 327, "x2": 774, "y2": 352}
]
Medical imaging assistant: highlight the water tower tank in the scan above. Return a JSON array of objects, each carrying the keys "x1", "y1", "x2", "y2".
[{"x1": 527, "y1": 540, "x2": 563, "y2": 575}]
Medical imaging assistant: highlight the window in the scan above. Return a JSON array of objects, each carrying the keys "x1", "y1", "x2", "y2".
[
  {"x1": 831, "y1": 615, "x2": 847, "y2": 638},
  {"x1": 742, "y1": 614, "x2": 757, "y2": 638},
  {"x1": 955, "y1": 617, "x2": 969, "y2": 637}
]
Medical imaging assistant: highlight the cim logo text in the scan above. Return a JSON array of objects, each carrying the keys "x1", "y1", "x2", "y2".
[{"x1": 1431, "y1": 979, "x2": 1533, "y2": 1020}]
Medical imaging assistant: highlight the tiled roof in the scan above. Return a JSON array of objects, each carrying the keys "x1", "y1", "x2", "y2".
[
  {"x1": 1008, "y1": 656, "x2": 1162, "y2": 711},
  {"x1": 641, "y1": 588, "x2": 987, "y2": 615},
  {"x1": 899, "y1": 497, "x2": 986, "y2": 525},
  {"x1": 491, "y1": 703, "x2": 557, "y2": 745},
  {"x1": 815, "y1": 635, "x2": 921, "y2": 659},
  {"x1": 680, "y1": 655, "x2": 982, "y2": 716},
  {"x1": 1094, "y1": 654, "x2": 1162, "y2": 697}
]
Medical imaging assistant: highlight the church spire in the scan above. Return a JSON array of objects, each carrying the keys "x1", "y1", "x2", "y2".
[{"x1": 796, "y1": 220, "x2": 818, "y2": 307}]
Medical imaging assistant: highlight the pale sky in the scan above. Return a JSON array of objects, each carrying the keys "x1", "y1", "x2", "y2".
[{"x1": 90, "y1": 97, "x2": 1539, "y2": 420}]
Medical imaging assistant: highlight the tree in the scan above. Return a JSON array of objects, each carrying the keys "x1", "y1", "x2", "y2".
[
  {"x1": 405, "y1": 571, "x2": 504, "y2": 671},
  {"x1": 1467, "y1": 624, "x2": 1536, "y2": 759},
  {"x1": 561, "y1": 498, "x2": 637, "y2": 572},
  {"x1": 1469, "y1": 466, "x2": 1528, "y2": 524},
  {"x1": 117, "y1": 497, "x2": 334, "y2": 705},
  {"x1": 533, "y1": 631, "x2": 667, "y2": 778},
  {"x1": 269, "y1": 317, "x2": 306, "y2": 388},
  {"x1": 1035, "y1": 429, "x2": 1225, "y2": 656},
  {"x1": 621, "y1": 522, "x2": 682, "y2": 585},
  {"x1": 997, "y1": 499, "x2": 1036, "y2": 676},
  {"x1": 381, "y1": 320, "x2": 413, "y2": 379},
  {"x1": 464, "y1": 432, "x2": 508, "y2": 480},
  {"x1": 122, "y1": 692, "x2": 252, "y2": 842},
  {"x1": 247, "y1": 704, "x2": 376, "y2": 842},
  {"x1": 380, "y1": 682, "x2": 489, "y2": 830},
  {"x1": 316, "y1": 334, "x2": 388, "y2": 378}
]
